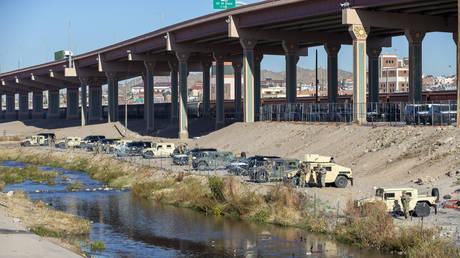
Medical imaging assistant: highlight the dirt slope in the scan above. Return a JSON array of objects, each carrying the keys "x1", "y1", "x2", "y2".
[{"x1": 193, "y1": 122, "x2": 460, "y2": 192}]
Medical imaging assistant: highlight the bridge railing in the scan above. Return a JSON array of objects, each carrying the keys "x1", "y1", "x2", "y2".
[{"x1": 260, "y1": 100, "x2": 458, "y2": 126}]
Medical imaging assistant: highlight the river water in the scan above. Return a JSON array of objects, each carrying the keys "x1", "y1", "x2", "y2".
[{"x1": 1, "y1": 161, "x2": 394, "y2": 257}]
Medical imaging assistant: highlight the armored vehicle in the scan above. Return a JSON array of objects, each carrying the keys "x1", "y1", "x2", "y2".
[
  {"x1": 192, "y1": 151, "x2": 236, "y2": 170},
  {"x1": 20, "y1": 135, "x2": 47, "y2": 147},
  {"x1": 284, "y1": 154, "x2": 353, "y2": 188},
  {"x1": 228, "y1": 155, "x2": 280, "y2": 176},
  {"x1": 142, "y1": 143, "x2": 175, "y2": 158},
  {"x1": 80, "y1": 135, "x2": 105, "y2": 149},
  {"x1": 37, "y1": 133, "x2": 56, "y2": 145},
  {"x1": 116, "y1": 141, "x2": 151, "y2": 157},
  {"x1": 55, "y1": 137, "x2": 82, "y2": 149},
  {"x1": 172, "y1": 148, "x2": 217, "y2": 165},
  {"x1": 249, "y1": 158, "x2": 300, "y2": 183},
  {"x1": 357, "y1": 187, "x2": 439, "y2": 218}
]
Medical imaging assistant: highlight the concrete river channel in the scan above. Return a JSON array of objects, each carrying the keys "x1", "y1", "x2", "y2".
[{"x1": 1, "y1": 161, "x2": 395, "y2": 257}]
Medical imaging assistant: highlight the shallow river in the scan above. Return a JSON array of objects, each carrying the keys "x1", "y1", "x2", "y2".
[{"x1": 1, "y1": 161, "x2": 394, "y2": 257}]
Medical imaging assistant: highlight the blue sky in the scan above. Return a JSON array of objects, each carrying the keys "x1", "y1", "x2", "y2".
[{"x1": 0, "y1": 0, "x2": 456, "y2": 76}]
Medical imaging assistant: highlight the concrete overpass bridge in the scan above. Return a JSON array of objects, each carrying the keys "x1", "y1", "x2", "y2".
[{"x1": 0, "y1": 0, "x2": 459, "y2": 138}]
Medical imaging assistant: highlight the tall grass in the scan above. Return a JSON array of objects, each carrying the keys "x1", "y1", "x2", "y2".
[{"x1": 0, "y1": 165, "x2": 58, "y2": 188}]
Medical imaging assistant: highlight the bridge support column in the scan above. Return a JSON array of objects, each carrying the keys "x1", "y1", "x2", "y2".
[
  {"x1": 169, "y1": 61, "x2": 178, "y2": 121},
  {"x1": 283, "y1": 41, "x2": 299, "y2": 105},
  {"x1": 32, "y1": 91, "x2": 43, "y2": 119},
  {"x1": 325, "y1": 43, "x2": 341, "y2": 104},
  {"x1": 454, "y1": 30, "x2": 460, "y2": 127},
  {"x1": 176, "y1": 52, "x2": 190, "y2": 139},
  {"x1": 405, "y1": 31, "x2": 425, "y2": 103},
  {"x1": 349, "y1": 25, "x2": 369, "y2": 123},
  {"x1": 240, "y1": 39, "x2": 257, "y2": 123},
  {"x1": 214, "y1": 53, "x2": 225, "y2": 129},
  {"x1": 89, "y1": 82, "x2": 102, "y2": 122},
  {"x1": 0, "y1": 94, "x2": 2, "y2": 119},
  {"x1": 367, "y1": 46, "x2": 382, "y2": 104},
  {"x1": 80, "y1": 78, "x2": 88, "y2": 126},
  {"x1": 202, "y1": 61, "x2": 211, "y2": 118},
  {"x1": 66, "y1": 88, "x2": 79, "y2": 120},
  {"x1": 254, "y1": 53, "x2": 263, "y2": 120},
  {"x1": 106, "y1": 72, "x2": 119, "y2": 122},
  {"x1": 232, "y1": 60, "x2": 243, "y2": 121},
  {"x1": 143, "y1": 61, "x2": 156, "y2": 132},
  {"x1": 5, "y1": 93, "x2": 15, "y2": 120},
  {"x1": 18, "y1": 93, "x2": 28, "y2": 120},
  {"x1": 47, "y1": 90, "x2": 60, "y2": 119}
]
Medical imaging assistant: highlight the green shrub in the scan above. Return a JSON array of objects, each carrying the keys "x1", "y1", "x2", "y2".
[
  {"x1": 66, "y1": 181, "x2": 83, "y2": 191},
  {"x1": 31, "y1": 226, "x2": 60, "y2": 238},
  {"x1": 208, "y1": 176, "x2": 225, "y2": 202},
  {"x1": 249, "y1": 209, "x2": 270, "y2": 223},
  {"x1": 89, "y1": 240, "x2": 106, "y2": 251}
]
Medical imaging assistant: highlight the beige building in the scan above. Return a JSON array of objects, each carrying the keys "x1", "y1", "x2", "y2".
[{"x1": 379, "y1": 54, "x2": 409, "y2": 93}]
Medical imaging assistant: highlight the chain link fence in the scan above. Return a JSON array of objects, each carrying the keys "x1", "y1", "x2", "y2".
[{"x1": 260, "y1": 101, "x2": 458, "y2": 126}]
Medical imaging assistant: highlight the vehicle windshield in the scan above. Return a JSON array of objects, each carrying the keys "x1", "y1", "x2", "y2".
[{"x1": 375, "y1": 188, "x2": 384, "y2": 197}]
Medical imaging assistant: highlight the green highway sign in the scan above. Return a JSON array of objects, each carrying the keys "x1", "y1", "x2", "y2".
[{"x1": 213, "y1": 0, "x2": 235, "y2": 9}]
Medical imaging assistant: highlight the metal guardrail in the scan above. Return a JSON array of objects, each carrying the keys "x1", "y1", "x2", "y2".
[{"x1": 260, "y1": 101, "x2": 458, "y2": 126}]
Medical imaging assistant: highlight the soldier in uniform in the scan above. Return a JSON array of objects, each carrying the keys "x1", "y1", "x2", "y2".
[
  {"x1": 401, "y1": 191, "x2": 411, "y2": 219},
  {"x1": 316, "y1": 164, "x2": 326, "y2": 187}
]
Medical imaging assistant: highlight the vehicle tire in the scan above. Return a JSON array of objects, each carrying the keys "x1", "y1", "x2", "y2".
[
  {"x1": 24, "y1": 141, "x2": 31, "y2": 147},
  {"x1": 414, "y1": 202, "x2": 430, "y2": 217},
  {"x1": 431, "y1": 188, "x2": 440, "y2": 203},
  {"x1": 44, "y1": 140, "x2": 48, "y2": 146},
  {"x1": 289, "y1": 176, "x2": 299, "y2": 187},
  {"x1": 334, "y1": 176, "x2": 348, "y2": 188},
  {"x1": 255, "y1": 169, "x2": 267, "y2": 183},
  {"x1": 80, "y1": 143, "x2": 85, "y2": 149},
  {"x1": 144, "y1": 151, "x2": 154, "y2": 159},
  {"x1": 197, "y1": 161, "x2": 208, "y2": 171},
  {"x1": 58, "y1": 143, "x2": 65, "y2": 149}
]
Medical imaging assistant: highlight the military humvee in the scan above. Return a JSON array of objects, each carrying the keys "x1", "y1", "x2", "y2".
[
  {"x1": 284, "y1": 154, "x2": 353, "y2": 188},
  {"x1": 20, "y1": 135, "x2": 47, "y2": 147},
  {"x1": 55, "y1": 137, "x2": 82, "y2": 149},
  {"x1": 357, "y1": 187, "x2": 439, "y2": 217},
  {"x1": 192, "y1": 151, "x2": 236, "y2": 170},
  {"x1": 142, "y1": 143, "x2": 175, "y2": 158},
  {"x1": 249, "y1": 158, "x2": 300, "y2": 183}
]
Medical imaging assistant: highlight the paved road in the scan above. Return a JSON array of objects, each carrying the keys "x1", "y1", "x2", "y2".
[{"x1": 0, "y1": 206, "x2": 82, "y2": 258}]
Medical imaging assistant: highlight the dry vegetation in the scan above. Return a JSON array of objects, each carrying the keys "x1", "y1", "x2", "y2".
[
  {"x1": 0, "y1": 191, "x2": 91, "y2": 236},
  {"x1": 1, "y1": 147, "x2": 459, "y2": 257}
]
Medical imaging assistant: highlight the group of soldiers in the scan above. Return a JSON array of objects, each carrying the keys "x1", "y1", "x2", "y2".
[{"x1": 297, "y1": 162, "x2": 327, "y2": 187}]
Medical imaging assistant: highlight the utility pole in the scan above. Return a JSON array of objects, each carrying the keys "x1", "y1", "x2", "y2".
[
  {"x1": 124, "y1": 81, "x2": 128, "y2": 137},
  {"x1": 315, "y1": 49, "x2": 319, "y2": 103}
]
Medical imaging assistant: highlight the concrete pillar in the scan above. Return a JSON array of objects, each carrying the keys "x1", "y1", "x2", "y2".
[
  {"x1": 5, "y1": 93, "x2": 15, "y2": 119},
  {"x1": 232, "y1": 60, "x2": 243, "y2": 121},
  {"x1": 201, "y1": 61, "x2": 212, "y2": 118},
  {"x1": 169, "y1": 61, "x2": 179, "y2": 121},
  {"x1": 240, "y1": 39, "x2": 257, "y2": 123},
  {"x1": 348, "y1": 25, "x2": 369, "y2": 123},
  {"x1": 0, "y1": 94, "x2": 2, "y2": 119},
  {"x1": 455, "y1": 30, "x2": 460, "y2": 127},
  {"x1": 254, "y1": 53, "x2": 263, "y2": 120},
  {"x1": 283, "y1": 41, "x2": 299, "y2": 104},
  {"x1": 88, "y1": 81, "x2": 103, "y2": 122},
  {"x1": 214, "y1": 53, "x2": 225, "y2": 129},
  {"x1": 143, "y1": 61, "x2": 156, "y2": 131},
  {"x1": 405, "y1": 31, "x2": 425, "y2": 103},
  {"x1": 66, "y1": 88, "x2": 79, "y2": 120},
  {"x1": 18, "y1": 93, "x2": 28, "y2": 120},
  {"x1": 47, "y1": 89, "x2": 60, "y2": 119},
  {"x1": 106, "y1": 72, "x2": 119, "y2": 122},
  {"x1": 176, "y1": 52, "x2": 190, "y2": 139},
  {"x1": 32, "y1": 91, "x2": 43, "y2": 119},
  {"x1": 325, "y1": 43, "x2": 341, "y2": 104},
  {"x1": 79, "y1": 78, "x2": 88, "y2": 126},
  {"x1": 367, "y1": 46, "x2": 382, "y2": 104}
]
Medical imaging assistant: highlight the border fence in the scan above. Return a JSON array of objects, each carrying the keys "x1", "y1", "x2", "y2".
[{"x1": 260, "y1": 101, "x2": 458, "y2": 126}]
